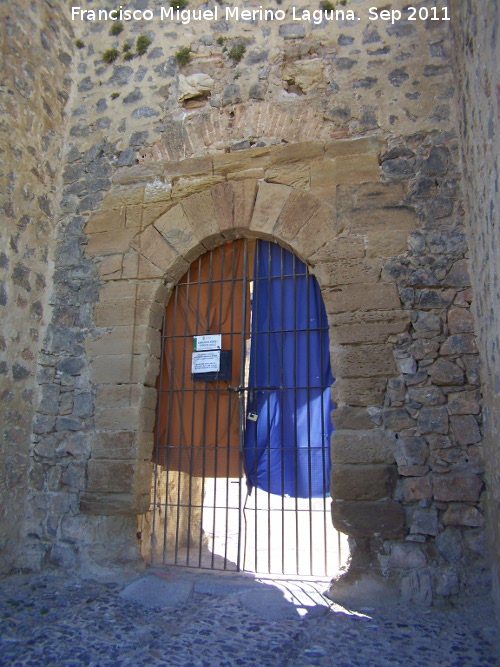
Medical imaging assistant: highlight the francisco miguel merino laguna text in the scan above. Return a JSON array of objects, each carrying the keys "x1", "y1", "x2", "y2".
[{"x1": 70, "y1": 5, "x2": 358, "y2": 25}]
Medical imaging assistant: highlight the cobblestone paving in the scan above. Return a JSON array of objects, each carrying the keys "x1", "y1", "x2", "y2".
[{"x1": 1, "y1": 570, "x2": 499, "y2": 667}]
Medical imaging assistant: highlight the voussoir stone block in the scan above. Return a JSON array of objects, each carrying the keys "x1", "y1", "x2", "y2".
[
  {"x1": 153, "y1": 204, "x2": 204, "y2": 262},
  {"x1": 291, "y1": 201, "x2": 340, "y2": 260},
  {"x1": 250, "y1": 182, "x2": 292, "y2": 235},
  {"x1": 276, "y1": 189, "x2": 322, "y2": 240},
  {"x1": 232, "y1": 179, "x2": 259, "y2": 232},
  {"x1": 130, "y1": 224, "x2": 186, "y2": 277},
  {"x1": 331, "y1": 429, "x2": 396, "y2": 465},
  {"x1": 331, "y1": 464, "x2": 397, "y2": 500},
  {"x1": 331, "y1": 499, "x2": 405, "y2": 539},
  {"x1": 181, "y1": 188, "x2": 219, "y2": 242}
]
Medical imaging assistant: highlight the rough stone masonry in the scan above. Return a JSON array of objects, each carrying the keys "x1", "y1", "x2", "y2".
[{"x1": 0, "y1": 0, "x2": 498, "y2": 612}]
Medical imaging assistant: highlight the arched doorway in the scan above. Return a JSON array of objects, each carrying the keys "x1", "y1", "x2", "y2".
[{"x1": 142, "y1": 238, "x2": 346, "y2": 575}]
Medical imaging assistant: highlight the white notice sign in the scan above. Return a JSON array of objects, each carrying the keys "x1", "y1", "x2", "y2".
[
  {"x1": 193, "y1": 334, "x2": 222, "y2": 351},
  {"x1": 192, "y1": 350, "x2": 220, "y2": 374}
]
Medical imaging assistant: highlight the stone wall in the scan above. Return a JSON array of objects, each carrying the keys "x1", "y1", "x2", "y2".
[
  {"x1": 0, "y1": 1, "x2": 73, "y2": 572},
  {"x1": 451, "y1": 2, "x2": 500, "y2": 612},
  {"x1": 0, "y1": 0, "x2": 494, "y2": 602}
]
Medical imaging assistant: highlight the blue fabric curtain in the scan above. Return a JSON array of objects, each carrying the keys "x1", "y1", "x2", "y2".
[{"x1": 244, "y1": 241, "x2": 334, "y2": 498}]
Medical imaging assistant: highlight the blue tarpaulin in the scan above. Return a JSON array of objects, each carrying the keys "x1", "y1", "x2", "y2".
[{"x1": 244, "y1": 241, "x2": 334, "y2": 498}]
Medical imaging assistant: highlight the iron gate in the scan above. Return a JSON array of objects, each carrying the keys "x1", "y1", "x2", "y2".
[{"x1": 145, "y1": 239, "x2": 345, "y2": 576}]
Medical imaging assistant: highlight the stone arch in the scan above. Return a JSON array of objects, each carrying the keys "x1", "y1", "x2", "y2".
[{"x1": 82, "y1": 173, "x2": 412, "y2": 561}]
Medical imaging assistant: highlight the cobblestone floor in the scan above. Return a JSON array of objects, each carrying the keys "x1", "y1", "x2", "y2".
[{"x1": 1, "y1": 569, "x2": 499, "y2": 667}]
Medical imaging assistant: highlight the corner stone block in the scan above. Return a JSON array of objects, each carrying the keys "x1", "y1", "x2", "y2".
[
  {"x1": 331, "y1": 499, "x2": 405, "y2": 539},
  {"x1": 80, "y1": 492, "x2": 150, "y2": 515},
  {"x1": 101, "y1": 185, "x2": 145, "y2": 209},
  {"x1": 86, "y1": 326, "x2": 161, "y2": 358},
  {"x1": 309, "y1": 236, "x2": 365, "y2": 264},
  {"x1": 93, "y1": 281, "x2": 165, "y2": 329},
  {"x1": 93, "y1": 297, "x2": 164, "y2": 329},
  {"x1": 366, "y1": 230, "x2": 409, "y2": 258},
  {"x1": 355, "y1": 182, "x2": 407, "y2": 208},
  {"x1": 86, "y1": 227, "x2": 141, "y2": 257},
  {"x1": 93, "y1": 431, "x2": 138, "y2": 460},
  {"x1": 330, "y1": 313, "x2": 410, "y2": 345},
  {"x1": 331, "y1": 429, "x2": 396, "y2": 465},
  {"x1": 96, "y1": 384, "x2": 157, "y2": 411},
  {"x1": 331, "y1": 464, "x2": 398, "y2": 501},
  {"x1": 249, "y1": 182, "x2": 292, "y2": 235},
  {"x1": 323, "y1": 283, "x2": 401, "y2": 314},
  {"x1": 98, "y1": 281, "x2": 167, "y2": 303},
  {"x1": 89, "y1": 354, "x2": 159, "y2": 385},
  {"x1": 120, "y1": 249, "x2": 165, "y2": 280},
  {"x1": 86, "y1": 460, "x2": 140, "y2": 494},
  {"x1": 314, "y1": 259, "x2": 382, "y2": 287},
  {"x1": 85, "y1": 207, "x2": 126, "y2": 234},
  {"x1": 95, "y1": 406, "x2": 155, "y2": 431},
  {"x1": 331, "y1": 377, "x2": 387, "y2": 407},
  {"x1": 314, "y1": 154, "x2": 380, "y2": 188},
  {"x1": 344, "y1": 207, "x2": 417, "y2": 234},
  {"x1": 97, "y1": 255, "x2": 123, "y2": 281},
  {"x1": 331, "y1": 406, "x2": 374, "y2": 430},
  {"x1": 333, "y1": 343, "x2": 397, "y2": 378},
  {"x1": 93, "y1": 431, "x2": 154, "y2": 461}
]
